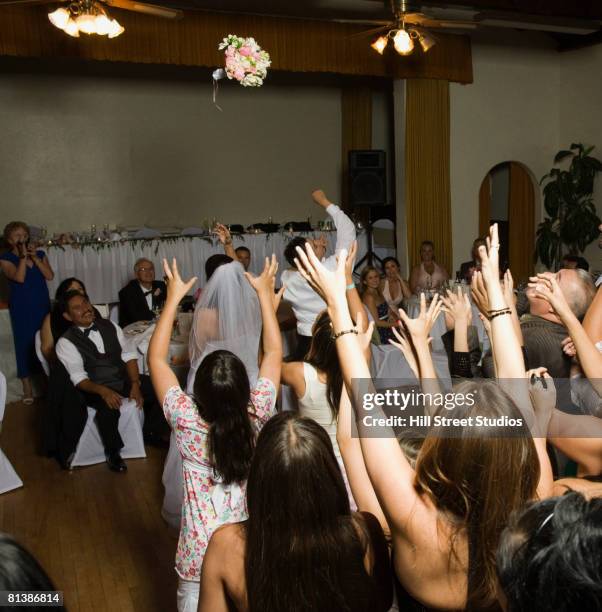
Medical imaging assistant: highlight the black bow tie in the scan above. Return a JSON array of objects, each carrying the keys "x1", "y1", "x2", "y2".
[
  {"x1": 83, "y1": 324, "x2": 98, "y2": 337},
  {"x1": 144, "y1": 289, "x2": 153, "y2": 297}
]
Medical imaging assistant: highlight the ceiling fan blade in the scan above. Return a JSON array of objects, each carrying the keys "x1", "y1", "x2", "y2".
[
  {"x1": 0, "y1": 0, "x2": 61, "y2": 6},
  {"x1": 347, "y1": 24, "x2": 392, "y2": 39},
  {"x1": 413, "y1": 19, "x2": 479, "y2": 29},
  {"x1": 102, "y1": 0, "x2": 182, "y2": 19},
  {"x1": 332, "y1": 18, "x2": 392, "y2": 26}
]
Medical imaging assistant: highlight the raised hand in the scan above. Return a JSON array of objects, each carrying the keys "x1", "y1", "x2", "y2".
[
  {"x1": 397, "y1": 293, "x2": 442, "y2": 342},
  {"x1": 245, "y1": 254, "x2": 278, "y2": 296},
  {"x1": 528, "y1": 272, "x2": 573, "y2": 319},
  {"x1": 470, "y1": 270, "x2": 490, "y2": 318},
  {"x1": 162, "y1": 258, "x2": 197, "y2": 303},
  {"x1": 294, "y1": 242, "x2": 347, "y2": 306},
  {"x1": 311, "y1": 189, "x2": 331, "y2": 209},
  {"x1": 502, "y1": 269, "x2": 516, "y2": 308},
  {"x1": 389, "y1": 325, "x2": 420, "y2": 379},
  {"x1": 213, "y1": 222, "x2": 232, "y2": 245},
  {"x1": 477, "y1": 223, "x2": 501, "y2": 288},
  {"x1": 441, "y1": 287, "x2": 472, "y2": 329}
]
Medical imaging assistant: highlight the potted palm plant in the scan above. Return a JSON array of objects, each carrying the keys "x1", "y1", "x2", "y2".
[{"x1": 535, "y1": 143, "x2": 602, "y2": 270}]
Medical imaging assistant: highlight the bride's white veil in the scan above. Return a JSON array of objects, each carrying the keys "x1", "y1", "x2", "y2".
[{"x1": 186, "y1": 260, "x2": 262, "y2": 394}]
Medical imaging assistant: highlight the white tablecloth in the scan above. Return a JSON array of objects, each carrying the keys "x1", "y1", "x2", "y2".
[
  {"x1": 45, "y1": 232, "x2": 368, "y2": 304},
  {"x1": 0, "y1": 310, "x2": 20, "y2": 404}
]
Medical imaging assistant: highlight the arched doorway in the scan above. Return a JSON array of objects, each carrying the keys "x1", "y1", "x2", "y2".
[{"x1": 479, "y1": 161, "x2": 536, "y2": 283}]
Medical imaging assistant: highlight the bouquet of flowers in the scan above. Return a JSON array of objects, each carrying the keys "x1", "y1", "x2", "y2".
[{"x1": 217, "y1": 34, "x2": 271, "y2": 87}]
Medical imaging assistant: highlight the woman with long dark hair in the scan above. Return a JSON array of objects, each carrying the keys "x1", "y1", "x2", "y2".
[
  {"x1": 359, "y1": 266, "x2": 395, "y2": 344},
  {"x1": 281, "y1": 310, "x2": 352, "y2": 496},
  {"x1": 294, "y1": 225, "x2": 554, "y2": 610},
  {"x1": 40, "y1": 277, "x2": 88, "y2": 359},
  {"x1": 148, "y1": 256, "x2": 282, "y2": 612},
  {"x1": 198, "y1": 412, "x2": 392, "y2": 612}
]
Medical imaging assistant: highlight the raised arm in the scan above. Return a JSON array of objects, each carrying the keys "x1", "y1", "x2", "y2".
[
  {"x1": 337, "y1": 384, "x2": 389, "y2": 536},
  {"x1": 214, "y1": 223, "x2": 237, "y2": 261},
  {"x1": 0, "y1": 249, "x2": 27, "y2": 283},
  {"x1": 312, "y1": 189, "x2": 356, "y2": 254},
  {"x1": 246, "y1": 255, "x2": 282, "y2": 389},
  {"x1": 583, "y1": 285, "x2": 602, "y2": 344},
  {"x1": 148, "y1": 258, "x2": 197, "y2": 404},
  {"x1": 294, "y1": 243, "x2": 420, "y2": 533},
  {"x1": 530, "y1": 272, "x2": 602, "y2": 390}
]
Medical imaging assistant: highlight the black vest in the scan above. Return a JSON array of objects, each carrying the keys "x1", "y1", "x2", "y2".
[{"x1": 63, "y1": 319, "x2": 126, "y2": 391}]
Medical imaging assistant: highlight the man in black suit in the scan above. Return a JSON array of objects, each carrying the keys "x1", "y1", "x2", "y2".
[{"x1": 119, "y1": 258, "x2": 167, "y2": 327}]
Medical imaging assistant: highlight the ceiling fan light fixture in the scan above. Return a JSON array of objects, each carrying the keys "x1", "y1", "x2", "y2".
[
  {"x1": 63, "y1": 17, "x2": 80, "y2": 37},
  {"x1": 393, "y1": 28, "x2": 413, "y2": 55},
  {"x1": 76, "y1": 12, "x2": 98, "y2": 34},
  {"x1": 94, "y1": 14, "x2": 113, "y2": 35},
  {"x1": 371, "y1": 35, "x2": 388, "y2": 55},
  {"x1": 418, "y1": 30, "x2": 436, "y2": 53},
  {"x1": 107, "y1": 19, "x2": 125, "y2": 38},
  {"x1": 48, "y1": 7, "x2": 70, "y2": 29}
]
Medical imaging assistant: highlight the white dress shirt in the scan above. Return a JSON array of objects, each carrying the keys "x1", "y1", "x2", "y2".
[
  {"x1": 282, "y1": 203, "x2": 355, "y2": 336},
  {"x1": 140, "y1": 282, "x2": 153, "y2": 310},
  {"x1": 56, "y1": 321, "x2": 138, "y2": 387}
]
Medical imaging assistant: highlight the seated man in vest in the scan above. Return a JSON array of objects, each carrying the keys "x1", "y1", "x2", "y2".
[
  {"x1": 119, "y1": 258, "x2": 167, "y2": 327},
  {"x1": 56, "y1": 290, "x2": 168, "y2": 471}
]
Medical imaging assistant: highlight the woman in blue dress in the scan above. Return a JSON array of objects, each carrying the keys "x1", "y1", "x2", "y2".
[
  {"x1": 0, "y1": 222, "x2": 53, "y2": 404},
  {"x1": 360, "y1": 266, "x2": 397, "y2": 344}
]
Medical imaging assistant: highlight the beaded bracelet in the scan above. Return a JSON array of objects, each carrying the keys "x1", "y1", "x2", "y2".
[
  {"x1": 332, "y1": 328, "x2": 358, "y2": 340},
  {"x1": 488, "y1": 308, "x2": 512, "y2": 320},
  {"x1": 346, "y1": 283, "x2": 355, "y2": 291}
]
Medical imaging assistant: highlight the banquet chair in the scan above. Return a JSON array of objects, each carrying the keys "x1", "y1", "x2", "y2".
[
  {"x1": 71, "y1": 399, "x2": 146, "y2": 467},
  {"x1": 34, "y1": 330, "x2": 50, "y2": 377},
  {"x1": 93, "y1": 304, "x2": 109, "y2": 319},
  {"x1": 109, "y1": 304, "x2": 119, "y2": 324},
  {"x1": 0, "y1": 370, "x2": 23, "y2": 494},
  {"x1": 34, "y1": 337, "x2": 146, "y2": 467}
]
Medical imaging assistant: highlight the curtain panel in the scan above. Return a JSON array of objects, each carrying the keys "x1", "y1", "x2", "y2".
[{"x1": 404, "y1": 78, "x2": 452, "y2": 275}]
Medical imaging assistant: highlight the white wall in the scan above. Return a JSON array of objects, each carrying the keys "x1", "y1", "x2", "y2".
[
  {"x1": 0, "y1": 71, "x2": 342, "y2": 233},
  {"x1": 450, "y1": 31, "x2": 560, "y2": 273}
]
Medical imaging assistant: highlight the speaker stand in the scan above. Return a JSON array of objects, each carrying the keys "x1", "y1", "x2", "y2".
[{"x1": 354, "y1": 222, "x2": 383, "y2": 272}]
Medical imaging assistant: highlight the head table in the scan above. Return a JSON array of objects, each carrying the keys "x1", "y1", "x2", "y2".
[{"x1": 45, "y1": 231, "x2": 369, "y2": 305}]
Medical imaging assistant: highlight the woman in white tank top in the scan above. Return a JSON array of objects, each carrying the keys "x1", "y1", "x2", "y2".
[{"x1": 281, "y1": 310, "x2": 355, "y2": 507}]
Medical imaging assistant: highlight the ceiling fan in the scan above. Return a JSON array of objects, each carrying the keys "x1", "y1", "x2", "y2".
[
  {"x1": 337, "y1": 0, "x2": 481, "y2": 56},
  {"x1": 0, "y1": 0, "x2": 182, "y2": 38}
]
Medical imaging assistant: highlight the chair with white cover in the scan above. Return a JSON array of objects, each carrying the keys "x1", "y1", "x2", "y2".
[
  {"x1": 71, "y1": 398, "x2": 146, "y2": 467},
  {"x1": 109, "y1": 304, "x2": 119, "y2": 324},
  {"x1": 0, "y1": 370, "x2": 23, "y2": 494},
  {"x1": 35, "y1": 330, "x2": 50, "y2": 376},
  {"x1": 93, "y1": 304, "x2": 109, "y2": 319}
]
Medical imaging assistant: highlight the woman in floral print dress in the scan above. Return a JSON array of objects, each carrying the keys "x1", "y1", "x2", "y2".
[{"x1": 148, "y1": 256, "x2": 282, "y2": 612}]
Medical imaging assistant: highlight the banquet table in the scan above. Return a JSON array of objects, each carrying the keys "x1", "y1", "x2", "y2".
[{"x1": 45, "y1": 231, "x2": 369, "y2": 305}]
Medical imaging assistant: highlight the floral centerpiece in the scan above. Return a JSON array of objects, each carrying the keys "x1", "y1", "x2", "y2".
[{"x1": 217, "y1": 34, "x2": 271, "y2": 87}]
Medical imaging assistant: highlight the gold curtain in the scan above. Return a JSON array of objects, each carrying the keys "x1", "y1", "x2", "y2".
[
  {"x1": 508, "y1": 162, "x2": 535, "y2": 282},
  {"x1": 479, "y1": 174, "x2": 491, "y2": 238},
  {"x1": 341, "y1": 86, "x2": 372, "y2": 209},
  {"x1": 405, "y1": 79, "x2": 452, "y2": 274},
  {"x1": 0, "y1": 6, "x2": 473, "y2": 83}
]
